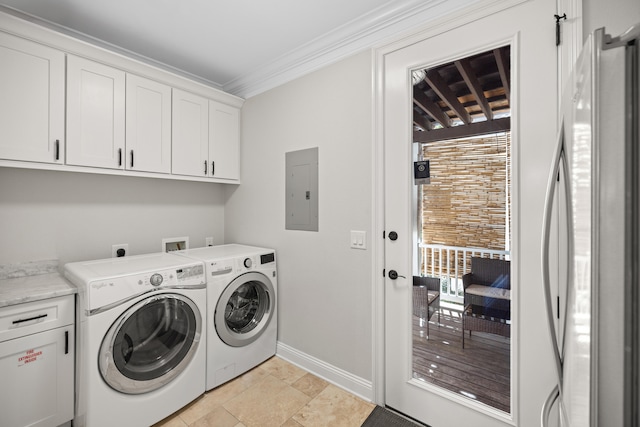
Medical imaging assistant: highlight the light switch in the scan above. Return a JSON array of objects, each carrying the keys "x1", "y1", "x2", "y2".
[{"x1": 350, "y1": 231, "x2": 366, "y2": 250}]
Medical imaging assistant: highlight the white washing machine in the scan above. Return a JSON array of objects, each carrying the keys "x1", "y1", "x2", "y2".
[
  {"x1": 64, "y1": 253, "x2": 207, "y2": 427},
  {"x1": 176, "y1": 244, "x2": 277, "y2": 390}
]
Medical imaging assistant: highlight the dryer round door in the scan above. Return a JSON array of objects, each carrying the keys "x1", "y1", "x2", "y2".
[
  {"x1": 215, "y1": 271, "x2": 275, "y2": 347},
  {"x1": 99, "y1": 293, "x2": 202, "y2": 394}
]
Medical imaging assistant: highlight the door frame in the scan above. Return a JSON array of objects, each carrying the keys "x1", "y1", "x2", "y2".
[{"x1": 371, "y1": 0, "x2": 559, "y2": 423}]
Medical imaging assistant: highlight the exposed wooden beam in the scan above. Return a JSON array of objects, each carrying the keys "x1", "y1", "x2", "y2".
[
  {"x1": 413, "y1": 117, "x2": 511, "y2": 143},
  {"x1": 494, "y1": 47, "x2": 510, "y2": 104},
  {"x1": 455, "y1": 58, "x2": 493, "y2": 121},
  {"x1": 424, "y1": 69, "x2": 472, "y2": 124},
  {"x1": 413, "y1": 91, "x2": 451, "y2": 128},
  {"x1": 413, "y1": 111, "x2": 432, "y2": 131}
]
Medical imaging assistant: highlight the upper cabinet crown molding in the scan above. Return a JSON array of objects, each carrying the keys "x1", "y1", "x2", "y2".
[{"x1": 0, "y1": 8, "x2": 243, "y2": 109}]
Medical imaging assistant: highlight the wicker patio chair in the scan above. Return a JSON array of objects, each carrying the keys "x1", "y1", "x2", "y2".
[
  {"x1": 412, "y1": 276, "x2": 441, "y2": 336},
  {"x1": 461, "y1": 257, "x2": 511, "y2": 348}
]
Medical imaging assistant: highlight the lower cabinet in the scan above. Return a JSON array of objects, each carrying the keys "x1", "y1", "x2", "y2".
[{"x1": 0, "y1": 296, "x2": 74, "y2": 427}]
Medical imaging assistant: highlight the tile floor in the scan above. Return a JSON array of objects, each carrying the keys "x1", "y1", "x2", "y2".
[{"x1": 153, "y1": 357, "x2": 375, "y2": 427}]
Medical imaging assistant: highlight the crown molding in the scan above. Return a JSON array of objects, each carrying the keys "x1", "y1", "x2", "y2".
[{"x1": 223, "y1": 0, "x2": 483, "y2": 98}]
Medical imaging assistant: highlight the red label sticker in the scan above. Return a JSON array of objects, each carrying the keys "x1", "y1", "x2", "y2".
[{"x1": 17, "y1": 348, "x2": 43, "y2": 366}]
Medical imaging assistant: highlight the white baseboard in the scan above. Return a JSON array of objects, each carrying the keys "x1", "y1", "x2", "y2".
[{"x1": 276, "y1": 341, "x2": 373, "y2": 402}]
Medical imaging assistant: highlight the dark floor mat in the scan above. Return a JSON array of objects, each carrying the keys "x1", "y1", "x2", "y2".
[{"x1": 361, "y1": 406, "x2": 428, "y2": 427}]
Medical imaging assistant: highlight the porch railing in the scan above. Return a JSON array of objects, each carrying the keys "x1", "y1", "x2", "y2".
[{"x1": 418, "y1": 243, "x2": 511, "y2": 303}]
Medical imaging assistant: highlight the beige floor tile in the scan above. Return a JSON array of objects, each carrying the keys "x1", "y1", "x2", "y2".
[
  {"x1": 224, "y1": 375, "x2": 311, "y2": 427},
  {"x1": 260, "y1": 356, "x2": 308, "y2": 384},
  {"x1": 176, "y1": 368, "x2": 270, "y2": 425},
  {"x1": 281, "y1": 418, "x2": 304, "y2": 427},
  {"x1": 190, "y1": 406, "x2": 240, "y2": 427},
  {"x1": 152, "y1": 412, "x2": 188, "y2": 427},
  {"x1": 292, "y1": 384, "x2": 375, "y2": 427},
  {"x1": 292, "y1": 373, "x2": 329, "y2": 398}
]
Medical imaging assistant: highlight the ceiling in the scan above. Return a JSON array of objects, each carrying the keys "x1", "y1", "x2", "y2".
[
  {"x1": 413, "y1": 46, "x2": 511, "y2": 143},
  {"x1": 0, "y1": 0, "x2": 481, "y2": 98}
]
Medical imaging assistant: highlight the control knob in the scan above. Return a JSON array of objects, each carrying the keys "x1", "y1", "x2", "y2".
[
  {"x1": 243, "y1": 258, "x2": 252, "y2": 269},
  {"x1": 150, "y1": 273, "x2": 163, "y2": 286}
]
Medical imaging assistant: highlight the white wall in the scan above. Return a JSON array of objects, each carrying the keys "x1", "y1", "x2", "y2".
[
  {"x1": 225, "y1": 51, "x2": 373, "y2": 382},
  {"x1": 0, "y1": 168, "x2": 226, "y2": 267}
]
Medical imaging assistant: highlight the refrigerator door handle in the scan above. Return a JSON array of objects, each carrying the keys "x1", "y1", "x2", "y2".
[
  {"x1": 541, "y1": 120, "x2": 567, "y2": 386},
  {"x1": 541, "y1": 385, "x2": 560, "y2": 427}
]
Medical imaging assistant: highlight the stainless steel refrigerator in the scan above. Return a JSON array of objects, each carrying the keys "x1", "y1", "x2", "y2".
[{"x1": 541, "y1": 24, "x2": 640, "y2": 426}]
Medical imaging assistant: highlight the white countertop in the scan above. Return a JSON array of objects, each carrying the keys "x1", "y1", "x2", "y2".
[{"x1": 0, "y1": 272, "x2": 77, "y2": 308}]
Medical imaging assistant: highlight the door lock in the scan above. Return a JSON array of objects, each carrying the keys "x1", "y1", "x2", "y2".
[{"x1": 388, "y1": 270, "x2": 405, "y2": 280}]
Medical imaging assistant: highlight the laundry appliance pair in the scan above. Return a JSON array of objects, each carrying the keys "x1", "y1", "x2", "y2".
[{"x1": 64, "y1": 244, "x2": 277, "y2": 427}]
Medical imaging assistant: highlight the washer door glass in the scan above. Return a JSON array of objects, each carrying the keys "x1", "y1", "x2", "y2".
[
  {"x1": 216, "y1": 271, "x2": 275, "y2": 347},
  {"x1": 99, "y1": 293, "x2": 201, "y2": 394}
]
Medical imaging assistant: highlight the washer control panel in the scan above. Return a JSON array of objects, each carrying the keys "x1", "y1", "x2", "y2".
[{"x1": 87, "y1": 262, "x2": 205, "y2": 311}]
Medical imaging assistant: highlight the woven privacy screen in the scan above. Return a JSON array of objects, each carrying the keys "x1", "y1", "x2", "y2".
[{"x1": 419, "y1": 132, "x2": 511, "y2": 252}]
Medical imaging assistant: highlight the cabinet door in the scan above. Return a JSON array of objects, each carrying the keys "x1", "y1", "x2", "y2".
[
  {"x1": 172, "y1": 88, "x2": 209, "y2": 177},
  {"x1": 0, "y1": 326, "x2": 74, "y2": 427},
  {"x1": 67, "y1": 55, "x2": 125, "y2": 169},
  {"x1": 0, "y1": 32, "x2": 65, "y2": 164},
  {"x1": 126, "y1": 74, "x2": 171, "y2": 173},
  {"x1": 209, "y1": 100, "x2": 240, "y2": 181}
]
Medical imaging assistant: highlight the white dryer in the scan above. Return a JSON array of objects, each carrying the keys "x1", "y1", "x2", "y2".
[
  {"x1": 64, "y1": 253, "x2": 206, "y2": 427},
  {"x1": 176, "y1": 244, "x2": 277, "y2": 390}
]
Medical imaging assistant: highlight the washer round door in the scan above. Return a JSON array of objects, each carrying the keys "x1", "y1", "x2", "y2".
[
  {"x1": 215, "y1": 271, "x2": 275, "y2": 347},
  {"x1": 99, "y1": 293, "x2": 202, "y2": 394}
]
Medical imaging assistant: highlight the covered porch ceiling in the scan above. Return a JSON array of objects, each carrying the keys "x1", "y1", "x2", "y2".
[{"x1": 413, "y1": 46, "x2": 511, "y2": 144}]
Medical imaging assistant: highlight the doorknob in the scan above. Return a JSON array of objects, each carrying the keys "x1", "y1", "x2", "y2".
[
  {"x1": 388, "y1": 231, "x2": 398, "y2": 241},
  {"x1": 388, "y1": 270, "x2": 405, "y2": 280}
]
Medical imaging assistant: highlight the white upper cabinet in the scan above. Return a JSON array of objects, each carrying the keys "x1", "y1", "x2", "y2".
[
  {"x1": 0, "y1": 11, "x2": 243, "y2": 183},
  {"x1": 126, "y1": 74, "x2": 172, "y2": 174},
  {"x1": 209, "y1": 100, "x2": 240, "y2": 181},
  {"x1": 0, "y1": 32, "x2": 65, "y2": 164},
  {"x1": 66, "y1": 55, "x2": 126, "y2": 169},
  {"x1": 172, "y1": 89, "x2": 209, "y2": 177}
]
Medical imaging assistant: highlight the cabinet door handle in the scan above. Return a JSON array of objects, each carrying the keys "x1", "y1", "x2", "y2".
[
  {"x1": 130, "y1": 150, "x2": 134, "y2": 168},
  {"x1": 55, "y1": 139, "x2": 60, "y2": 161},
  {"x1": 211, "y1": 161, "x2": 215, "y2": 175},
  {"x1": 118, "y1": 148, "x2": 122, "y2": 167},
  {"x1": 204, "y1": 160, "x2": 208, "y2": 175},
  {"x1": 65, "y1": 330, "x2": 69, "y2": 354},
  {"x1": 12, "y1": 313, "x2": 48, "y2": 325}
]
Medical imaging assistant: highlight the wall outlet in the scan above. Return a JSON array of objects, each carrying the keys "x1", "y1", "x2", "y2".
[
  {"x1": 112, "y1": 244, "x2": 129, "y2": 258},
  {"x1": 205, "y1": 237, "x2": 214, "y2": 247}
]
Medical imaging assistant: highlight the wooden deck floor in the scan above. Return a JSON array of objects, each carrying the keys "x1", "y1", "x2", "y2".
[{"x1": 412, "y1": 307, "x2": 511, "y2": 413}]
